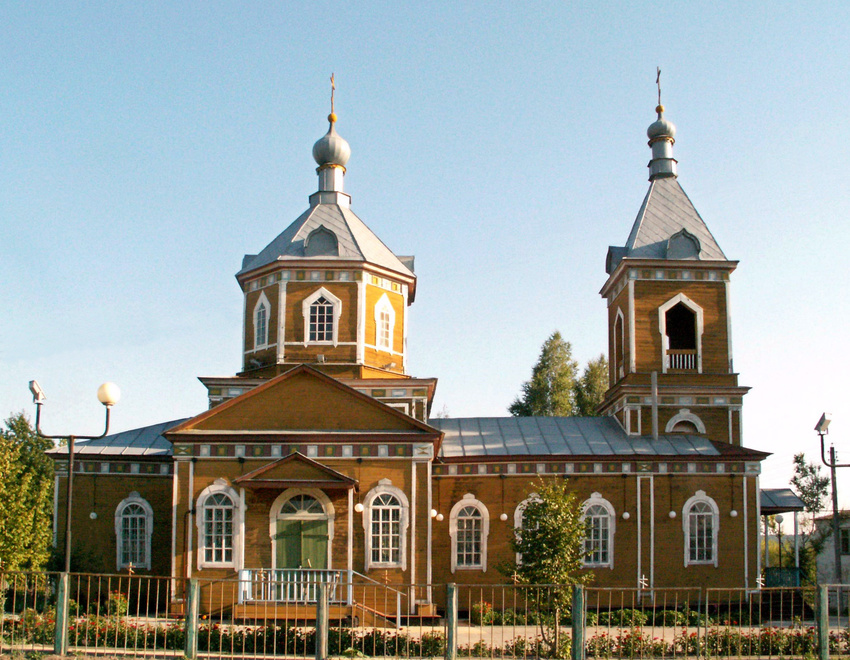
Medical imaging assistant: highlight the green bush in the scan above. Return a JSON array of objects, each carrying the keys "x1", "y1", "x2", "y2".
[{"x1": 597, "y1": 608, "x2": 648, "y2": 627}]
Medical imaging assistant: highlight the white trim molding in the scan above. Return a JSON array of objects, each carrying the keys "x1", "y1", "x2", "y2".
[
  {"x1": 682, "y1": 490, "x2": 719, "y2": 568},
  {"x1": 658, "y1": 293, "x2": 704, "y2": 374},
  {"x1": 449, "y1": 494, "x2": 489, "y2": 573},
  {"x1": 582, "y1": 492, "x2": 616, "y2": 569},
  {"x1": 302, "y1": 287, "x2": 342, "y2": 346},
  {"x1": 362, "y1": 479, "x2": 410, "y2": 571},
  {"x1": 613, "y1": 307, "x2": 626, "y2": 381},
  {"x1": 196, "y1": 479, "x2": 242, "y2": 570},
  {"x1": 665, "y1": 409, "x2": 706, "y2": 434},
  {"x1": 114, "y1": 492, "x2": 154, "y2": 571}
]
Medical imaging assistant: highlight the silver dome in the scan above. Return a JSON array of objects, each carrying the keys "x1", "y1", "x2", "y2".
[{"x1": 312, "y1": 123, "x2": 351, "y2": 167}]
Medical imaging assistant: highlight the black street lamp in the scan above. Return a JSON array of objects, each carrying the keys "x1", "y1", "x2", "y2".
[
  {"x1": 29, "y1": 380, "x2": 120, "y2": 573},
  {"x1": 816, "y1": 413, "x2": 846, "y2": 584}
]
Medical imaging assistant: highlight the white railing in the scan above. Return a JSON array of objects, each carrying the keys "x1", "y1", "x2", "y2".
[
  {"x1": 238, "y1": 568, "x2": 346, "y2": 604},
  {"x1": 667, "y1": 349, "x2": 697, "y2": 370}
]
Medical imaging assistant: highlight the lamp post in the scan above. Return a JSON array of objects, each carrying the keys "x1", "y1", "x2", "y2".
[
  {"x1": 29, "y1": 380, "x2": 120, "y2": 573},
  {"x1": 775, "y1": 514, "x2": 784, "y2": 569},
  {"x1": 815, "y1": 413, "x2": 846, "y2": 584}
]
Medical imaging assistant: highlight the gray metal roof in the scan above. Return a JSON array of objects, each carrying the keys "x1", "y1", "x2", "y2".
[
  {"x1": 432, "y1": 416, "x2": 721, "y2": 459},
  {"x1": 47, "y1": 419, "x2": 186, "y2": 458},
  {"x1": 620, "y1": 177, "x2": 726, "y2": 262},
  {"x1": 760, "y1": 488, "x2": 806, "y2": 514},
  {"x1": 238, "y1": 200, "x2": 414, "y2": 278}
]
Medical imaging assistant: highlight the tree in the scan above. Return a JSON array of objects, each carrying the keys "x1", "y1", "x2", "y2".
[
  {"x1": 573, "y1": 354, "x2": 608, "y2": 416},
  {"x1": 0, "y1": 413, "x2": 55, "y2": 570},
  {"x1": 509, "y1": 332, "x2": 579, "y2": 416},
  {"x1": 506, "y1": 479, "x2": 591, "y2": 655},
  {"x1": 790, "y1": 453, "x2": 830, "y2": 532}
]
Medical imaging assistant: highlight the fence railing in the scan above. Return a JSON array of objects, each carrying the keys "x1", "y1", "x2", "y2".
[{"x1": 3, "y1": 572, "x2": 850, "y2": 659}]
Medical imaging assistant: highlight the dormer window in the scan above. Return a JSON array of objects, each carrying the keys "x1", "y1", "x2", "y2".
[
  {"x1": 302, "y1": 288, "x2": 342, "y2": 346},
  {"x1": 304, "y1": 226, "x2": 339, "y2": 257},
  {"x1": 667, "y1": 228, "x2": 701, "y2": 260},
  {"x1": 659, "y1": 293, "x2": 703, "y2": 373},
  {"x1": 253, "y1": 292, "x2": 271, "y2": 349}
]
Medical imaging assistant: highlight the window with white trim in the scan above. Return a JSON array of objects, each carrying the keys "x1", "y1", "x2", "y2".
[
  {"x1": 658, "y1": 294, "x2": 704, "y2": 373},
  {"x1": 374, "y1": 293, "x2": 396, "y2": 352},
  {"x1": 514, "y1": 493, "x2": 540, "y2": 565},
  {"x1": 449, "y1": 494, "x2": 489, "y2": 573},
  {"x1": 197, "y1": 482, "x2": 241, "y2": 569},
  {"x1": 683, "y1": 491, "x2": 719, "y2": 567},
  {"x1": 302, "y1": 288, "x2": 342, "y2": 345},
  {"x1": 114, "y1": 492, "x2": 153, "y2": 571},
  {"x1": 582, "y1": 494, "x2": 615, "y2": 568},
  {"x1": 253, "y1": 292, "x2": 271, "y2": 349},
  {"x1": 363, "y1": 481, "x2": 409, "y2": 571}
]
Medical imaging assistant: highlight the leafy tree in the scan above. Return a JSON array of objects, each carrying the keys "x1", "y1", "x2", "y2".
[
  {"x1": 506, "y1": 479, "x2": 591, "y2": 655},
  {"x1": 509, "y1": 332, "x2": 579, "y2": 416},
  {"x1": 0, "y1": 413, "x2": 55, "y2": 570},
  {"x1": 790, "y1": 453, "x2": 830, "y2": 532},
  {"x1": 573, "y1": 354, "x2": 608, "y2": 416}
]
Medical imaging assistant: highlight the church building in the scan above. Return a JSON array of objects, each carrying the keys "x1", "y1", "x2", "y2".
[{"x1": 49, "y1": 90, "x2": 770, "y2": 618}]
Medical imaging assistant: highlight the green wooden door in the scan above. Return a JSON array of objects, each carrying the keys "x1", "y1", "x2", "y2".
[{"x1": 275, "y1": 519, "x2": 328, "y2": 569}]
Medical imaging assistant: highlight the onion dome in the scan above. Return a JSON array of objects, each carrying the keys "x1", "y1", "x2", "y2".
[
  {"x1": 312, "y1": 114, "x2": 351, "y2": 169},
  {"x1": 647, "y1": 105, "x2": 676, "y2": 141},
  {"x1": 647, "y1": 104, "x2": 678, "y2": 180}
]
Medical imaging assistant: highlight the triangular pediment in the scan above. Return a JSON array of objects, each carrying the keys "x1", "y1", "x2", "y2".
[
  {"x1": 234, "y1": 452, "x2": 356, "y2": 489},
  {"x1": 166, "y1": 365, "x2": 439, "y2": 438}
]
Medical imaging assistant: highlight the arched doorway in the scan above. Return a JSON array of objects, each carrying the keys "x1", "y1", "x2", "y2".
[{"x1": 270, "y1": 489, "x2": 334, "y2": 570}]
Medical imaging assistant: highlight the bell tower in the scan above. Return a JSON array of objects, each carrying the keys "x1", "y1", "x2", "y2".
[
  {"x1": 235, "y1": 81, "x2": 416, "y2": 380},
  {"x1": 599, "y1": 98, "x2": 749, "y2": 444}
]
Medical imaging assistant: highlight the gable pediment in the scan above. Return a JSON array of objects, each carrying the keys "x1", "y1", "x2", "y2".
[
  {"x1": 233, "y1": 452, "x2": 356, "y2": 489},
  {"x1": 166, "y1": 365, "x2": 439, "y2": 439}
]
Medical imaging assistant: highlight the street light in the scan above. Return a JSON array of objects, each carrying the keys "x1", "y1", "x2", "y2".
[
  {"x1": 775, "y1": 514, "x2": 784, "y2": 569},
  {"x1": 815, "y1": 413, "x2": 847, "y2": 584},
  {"x1": 29, "y1": 380, "x2": 120, "y2": 573}
]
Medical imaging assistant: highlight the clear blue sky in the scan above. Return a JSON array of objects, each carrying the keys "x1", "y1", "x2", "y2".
[{"x1": 3, "y1": 3, "x2": 848, "y2": 502}]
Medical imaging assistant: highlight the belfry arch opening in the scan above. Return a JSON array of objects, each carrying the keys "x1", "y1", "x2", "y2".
[{"x1": 658, "y1": 294, "x2": 703, "y2": 373}]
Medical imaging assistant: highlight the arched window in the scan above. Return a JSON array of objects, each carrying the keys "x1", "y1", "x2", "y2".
[
  {"x1": 304, "y1": 226, "x2": 339, "y2": 257},
  {"x1": 270, "y1": 489, "x2": 334, "y2": 570},
  {"x1": 114, "y1": 492, "x2": 153, "y2": 571},
  {"x1": 658, "y1": 294, "x2": 704, "y2": 373},
  {"x1": 374, "y1": 294, "x2": 396, "y2": 352},
  {"x1": 197, "y1": 481, "x2": 241, "y2": 569},
  {"x1": 666, "y1": 409, "x2": 706, "y2": 434},
  {"x1": 614, "y1": 309, "x2": 625, "y2": 380},
  {"x1": 514, "y1": 493, "x2": 540, "y2": 565},
  {"x1": 253, "y1": 292, "x2": 271, "y2": 349},
  {"x1": 362, "y1": 480, "x2": 409, "y2": 571},
  {"x1": 302, "y1": 288, "x2": 342, "y2": 345},
  {"x1": 582, "y1": 494, "x2": 615, "y2": 569},
  {"x1": 449, "y1": 494, "x2": 489, "y2": 573},
  {"x1": 683, "y1": 491, "x2": 719, "y2": 567}
]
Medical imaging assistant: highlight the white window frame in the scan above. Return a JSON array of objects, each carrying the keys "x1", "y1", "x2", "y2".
[
  {"x1": 253, "y1": 291, "x2": 271, "y2": 349},
  {"x1": 614, "y1": 307, "x2": 625, "y2": 380},
  {"x1": 514, "y1": 493, "x2": 540, "y2": 565},
  {"x1": 362, "y1": 480, "x2": 409, "y2": 571},
  {"x1": 114, "y1": 492, "x2": 153, "y2": 571},
  {"x1": 666, "y1": 409, "x2": 707, "y2": 434},
  {"x1": 658, "y1": 293, "x2": 704, "y2": 374},
  {"x1": 302, "y1": 287, "x2": 342, "y2": 346},
  {"x1": 196, "y1": 480, "x2": 242, "y2": 570},
  {"x1": 682, "y1": 490, "x2": 719, "y2": 567},
  {"x1": 449, "y1": 494, "x2": 489, "y2": 573},
  {"x1": 582, "y1": 493, "x2": 616, "y2": 569},
  {"x1": 269, "y1": 488, "x2": 335, "y2": 570},
  {"x1": 374, "y1": 293, "x2": 396, "y2": 352}
]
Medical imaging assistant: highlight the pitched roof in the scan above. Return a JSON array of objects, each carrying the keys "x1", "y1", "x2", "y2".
[
  {"x1": 431, "y1": 416, "x2": 767, "y2": 460},
  {"x1": 233, "y1": 451, "x2": 357, "y2": 489},
  {"x1": 237, "y1": 201, "x2": 414, "y2": 279},
  {"x1": 46, "y1": 419, "x2": 186, "y2": 458},
  {"x1": 620, "y1": 177, "x2": 726, "y2": 262}
]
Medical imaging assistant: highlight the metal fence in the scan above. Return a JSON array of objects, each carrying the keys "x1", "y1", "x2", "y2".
[{"x1": 2, "y1": 572, "x2": 850, "y2": 659}]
